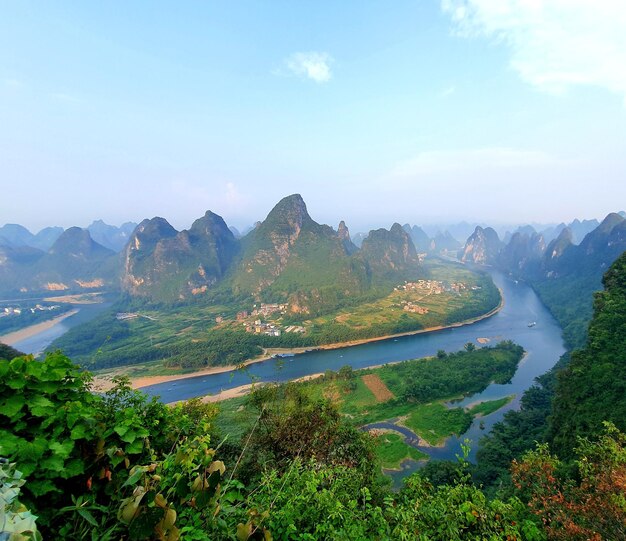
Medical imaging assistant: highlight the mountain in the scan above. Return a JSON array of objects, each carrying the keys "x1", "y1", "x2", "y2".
[
  {"x1": 0, "y1": 245, "x2": 45, "y2": 293},
  {"x1": 25, "y1": 227, "x2": 117, "y2": 291},
  {"x1": 509, "y1": 213, "x2": 626, "y2": 348},
  {"x1": 30, "y1": 227, "x2": 64, "y2": 251},
  {"x1": 351, "y1": 232, "x2": 367, "y2": 248},
  {"x1": 337, "y1": 221, "x2": 358, "y2": 255},
  {"x1": 402, "y1": 224, "x2": 431, "y2": 253},
  {"x1": 497, "y1": 230, "x2": 545, "y2": 274},
  {"x1": 459, "y1": 226, "x2": 502, "y2": 264},
  {"x1": 359, "y1": 223, "x2": 419, "y2": 278},
  {"x1": 121, "y1": 213, "x2": 239, "y2": 300},
  {"x1": 231, "y1": 195, "x2": 369, "y2": 305},
  {"x1": 539, "y1": 222, "x2": 566, "y2": 244},
  {"x1": 88, "y1": 220, "x2": 138, "y2": 252},
  {"x1": 568, "y1": 218, "x2": 600, "y2": 244},
  {"x1": 549, "y1": 251, "x2": 626, "y2": 458},
  {"x1": 121, "y1": 217, "x2": 181, "y2": 297},
  {"x1": 0, "y1": 224, "x2": 63, "y2": 252},
  {"x1": 431, "y1": 230, "x2": 461, "y2": 253},
  {"x1": 0, "y1": 224, "x2": 34, "y2": 247}
]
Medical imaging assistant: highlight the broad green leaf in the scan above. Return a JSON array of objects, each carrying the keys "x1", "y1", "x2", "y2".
[
  {"x1": 1, "y1": 394, "x2": 26, "y2": 418},
  {"x1": 29, "y1": 395, "x2": 55, "y2": 417},
  {"x1": 70, "y1": 423, "x2": 89, "y2": 440},
  {"x1": 0, "y1": 430, "x2": 20, "y2": 455},
  {"x1": 126, "y1": 438, "x2": 144, "y2": 454},
  {"x1": 40, "y1": 454, "x2": 65, "y2": 472},
  {"x1": 122, "y1": 467, "x2": 145, "y2": 488},
  {"x1": 49, "y1": 439, "x2": 75, "y2": 459},
  {"x1": 29, "y1": 478, "x2": 60, "y2": 497}
]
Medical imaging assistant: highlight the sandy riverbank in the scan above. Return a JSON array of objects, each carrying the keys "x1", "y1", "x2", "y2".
[
  {"x1": 0, "y1": 309, "x2": 79, "y2": 347},
  {"x1": 93, "y1": 294, "x2": 504, "y2": 393}
]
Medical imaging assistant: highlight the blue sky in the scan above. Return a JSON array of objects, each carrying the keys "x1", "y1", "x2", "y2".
[{"x1": 1, "y1": 1, "x2": 625, "y2": 233}]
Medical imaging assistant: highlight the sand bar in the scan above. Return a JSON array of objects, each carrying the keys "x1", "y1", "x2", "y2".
[{"x1": 0, "y1": 309, "x2": 79, "y2": 347}]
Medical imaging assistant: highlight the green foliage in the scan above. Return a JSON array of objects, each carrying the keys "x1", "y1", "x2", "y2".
[
  {"x1": 468, "y1": 396, "x2": 514, "y2": 417},
  {"x1": 387, "y1": 473, "x2": 542, "y2": 541},
  {"x1": 373, "y1": 433, "x2": 428, "y2": 469},
  {"x1": 0, "y1": 341, "x2": 23, "y2": 361},
  {"x1": 0, "y1": 353, "x2": 225, "y2": 539},
  {"x1": 246, "y1": 384, "x2": 379, "y2": 481},
  {"x1": 404, "y1": 404, "x2": 473, "y2": 446},
  {"x1": 378, "y1": 341, "x2": 523, "y2": 405},
  {"x1": 549, "y1": 251, "x2": 626, "y2": 458},
  {"x1": 0, "y1": 353, "x2": 99, "y2": 506},
  {"x1": 474, "y1": 367, "x2": 558, "y2": 493}
]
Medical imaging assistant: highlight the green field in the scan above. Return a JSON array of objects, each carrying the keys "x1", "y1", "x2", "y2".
[
  {"x1": 214, "y1": 343, "x2": 524, "y2": 470},
  {"x1": 373, "y1": 432, "x2": 428, "y2": 469},
  {"x1": 49, "y1": 258, "x2": 501, "y2": 373},
  {"x1": 403, "y1": 403, "x2": 473, "y2": 446}
]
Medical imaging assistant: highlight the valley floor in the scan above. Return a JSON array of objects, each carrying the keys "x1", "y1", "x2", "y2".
[{"x1": 91, "y1": 294, "x2": 503, "y2": 393}]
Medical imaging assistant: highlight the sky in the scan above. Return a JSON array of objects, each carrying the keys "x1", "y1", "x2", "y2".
[{"x1": 1, "y1": 0, "x2": 625, "y2": 234}]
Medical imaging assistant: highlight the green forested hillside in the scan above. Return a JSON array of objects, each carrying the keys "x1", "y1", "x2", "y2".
[
  {"x1": 475, "y1": 249, "x2": 626, "y2": 494},
  {"x1": 549, "y1": 251, "x2": 626, "y2": 457},
  {"x1": 2, "y1": 347, "x2": 625, "y2": 539}
]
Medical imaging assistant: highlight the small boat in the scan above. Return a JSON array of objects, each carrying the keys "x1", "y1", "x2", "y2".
[{"x1": 527, "y1": 321, "x2": 536, "y2": 327}]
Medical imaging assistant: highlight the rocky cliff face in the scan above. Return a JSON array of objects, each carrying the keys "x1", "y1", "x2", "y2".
[
  {"x1": 498, "y1": 230, "x2": 546, "y2": 273},
  {"x1": 460, "y1": 226, "x2": 502, "y2": 265},
  {"x1": 121, "y1": 212, "x2": 238, "y2": 300},
  {"x1": 402, "y1": 224, "x2": 431, "y2": 253},
  {"x1": 360, "y1": 223, "x2": 420, "y2": 277},
  {"x1": 338, "y1": 220, "x2": 358, "y2": 255}
]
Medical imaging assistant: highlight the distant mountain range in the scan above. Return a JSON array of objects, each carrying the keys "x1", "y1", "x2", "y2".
[
  {"x1": 458, "y1": 212, "x2": 626, "y2": 347},
  {"x1": 121, "y1": 194, "x2": 421, "y2": 311},
  {"x1": 0, "y1": 195, "x2": 422, "y2": 313},
  {"x1": 1, "y1": 201, "x2": 624, "y2": 327},
  {"x1": 0, "y1": 220, "x2": 137, "y2": 252}
]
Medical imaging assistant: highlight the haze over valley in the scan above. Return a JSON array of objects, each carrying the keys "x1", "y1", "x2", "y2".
[{"x1": 2, "y1": 2, "x2": 626, "y2": 539}]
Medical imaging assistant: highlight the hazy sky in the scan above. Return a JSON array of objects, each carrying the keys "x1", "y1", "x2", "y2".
[{"x1": 1, "y1": 1, "x2": 625, "y2": 233}]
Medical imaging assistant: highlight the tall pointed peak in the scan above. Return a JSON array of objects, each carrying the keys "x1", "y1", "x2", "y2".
[{"x1": 337, "y1": 220, "x2": 350, "y2": 241}]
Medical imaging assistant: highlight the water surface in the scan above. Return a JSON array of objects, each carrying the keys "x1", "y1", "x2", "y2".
[{"x1": 143, "y1": 271, "x2": 565, "y2": 465}]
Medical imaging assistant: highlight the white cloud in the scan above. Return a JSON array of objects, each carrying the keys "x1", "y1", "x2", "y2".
[
  {"x1": 440, "y1": 85, "x2": 456, "y2": 97},
  {"x1": 392, "y1": 147, "x2": 562, "y2": 177},
  {"x1": 284, "y1": 52, "x2": 333, "y2": 83},
  {"x1": 442, "y1": 0, "x2": 626, "y2": 103}
]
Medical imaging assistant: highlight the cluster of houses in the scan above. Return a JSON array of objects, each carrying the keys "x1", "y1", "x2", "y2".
[
  {"x1": 402, "y1": 302, "x2": 429, "y2": 314},
  {"x1": 1, "y1": 304, "x2": 60, "y2": 318},
  {"x1": 397, "y1": 279, "x2": 445, "y2": 294},
  {"x1": 396, "y1": 279, "x2": 474, "y2": 296},
  {"x1": 245, "y1": 320, "x2": 282, "y2": 336}
]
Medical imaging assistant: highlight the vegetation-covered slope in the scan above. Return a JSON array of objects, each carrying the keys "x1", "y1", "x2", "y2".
[{"x1": 549, "y1": 250, "x2": 626, "y2": 457}]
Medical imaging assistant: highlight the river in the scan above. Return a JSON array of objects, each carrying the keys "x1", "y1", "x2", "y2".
[
  {"x1": 7, "y1": 302, "x2": 112, "y2": 355},
  {"x1": 141, "y1": 270, "x2": 565, "y2": 468},
  {"x1": 7, "y1": 270, "x2": 566, "y2": 472}
]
